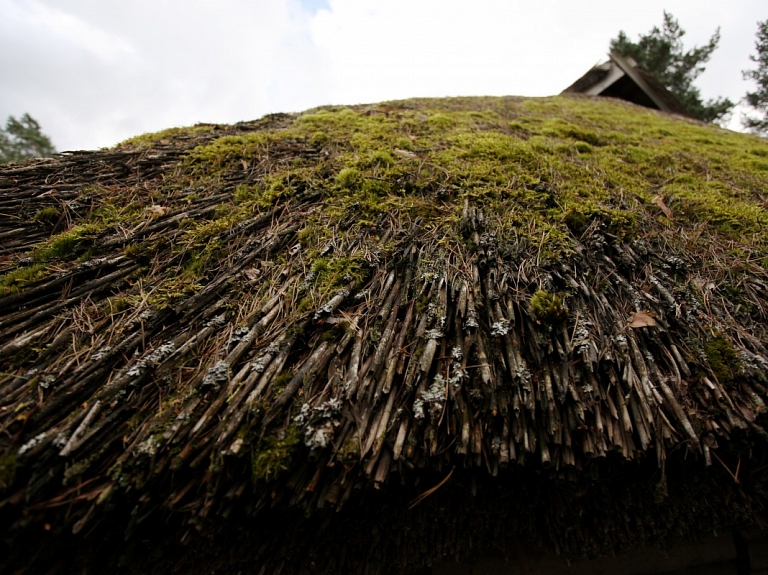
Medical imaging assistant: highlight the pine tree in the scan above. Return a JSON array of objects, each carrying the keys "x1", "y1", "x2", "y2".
[
  {"x1": 743, "y1": 20, "x2": 768, "y2": 135},
  {"x1": 610, "y1": 12, "x2": 734, "y2": 123},
  {"x1": 0, "y1": 113, "x2": 57, "y2": 163}
]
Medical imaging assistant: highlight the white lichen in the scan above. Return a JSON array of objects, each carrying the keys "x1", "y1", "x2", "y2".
[
  {"x1": 251, "y1": 359, "x2": 266, "y2": 373},
  {"x1": 612, "y1": 333, "x2": 628, "y2": 354},
  {"x1": 448, "y1": 366, "x2": 467, "y2": 390},
  {"x1": 294, "y1": 398, "x2": 343, "y2": 449},
  {"x1": 414, "y1": 375, "x2": 447, "y2": 420},
  {"x1": 91, "y1": 346, "x2": 112, "y2": 362},
  {"x1": 229, "y1": 326, "x2": 251, "y2": 344},
  {"x1": 205, "y1": 314, "x2": 227, "y2": 328},
  {"x1": 53, "y1": 432, "x2": 69, "y2": 449},
  {"x1": 740, "y1": 350, "x2": 768, "y2": 383},
  {"x1": 516, "y1": 367, "x2": 532, "y2": 391},
  {"x1": 201, "y1": 360, "x2": 231, "y2": 390},
  {"x1": 303, "y1": 420, "x2": 336, "y2": 450},
  {"x1": 19, "y1": 432, "x2": 47, "y2": 455},
  {"x1": 127, "y1": 360, "x2": 148, "y2": 378},
  {"x1": 490, "y1": 320, "x2": 509, "y2": 337},
  {"x1": 354, "y1": 288, "x2": 371, "y2": 300},
  {"x1": 294, "y1": 402, "x2": 312, "y2": 427},
  {"x1": 37, "y1": 373, "x2": 56, "y2": 390},
  {"x1": 264, "y1": 342, "x2": 280, "y2": 355},
  {"x1": 136, "y1": 435, "x2": 161, "y2": 457},
  {"x1": 145, "y1": 342, "x2": 176, "y2": 364},
  {"x1": 300, "y1": 271, "x2": 316, "y2": 290},
  {"x1": 315, "y1": 397, "x2": 342, "y2": 418},
  {"x1": 412, "y1": 398, "x2": 425, "y2": 420}
]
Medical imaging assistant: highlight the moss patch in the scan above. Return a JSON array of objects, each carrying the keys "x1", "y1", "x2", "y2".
[
  {"x1": 251, "y1": 424, "x2": 301, "y2": 482},
  {"x1": 32, "y1": 224, "x2": 101, "y2": 262},
  {"x1": 0, "y1": 264, "x2": 47, "y2": 296},
  {"x1": 117, "y1": 125, "x2": 215, "y2": 150},
  {"x1": 705, "y1": 333, "x2": 741, "y2": 384},
  {"x1": 530, "y1": 290, "x2": 568, "y2": 325}
]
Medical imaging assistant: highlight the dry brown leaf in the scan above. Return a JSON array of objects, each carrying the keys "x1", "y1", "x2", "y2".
[
  {"x1": 628, "y1": 311, "x2": 657, "y2": 328},
  {"x1": 653, "y1": 195, "x2": 673, "y2": 219},
  {"x1": 243, "y1": 267, "x2": 261, "y2": 283},
  {"x1": 394, "y1": 148, "x2": 417, "y2": 159},
  {"x1": 146, "y1": 205, "x2": 168, "y2": 217}
]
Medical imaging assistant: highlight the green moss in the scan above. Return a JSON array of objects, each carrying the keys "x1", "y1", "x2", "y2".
[
  {"x1": 252, "y1": 424, "x2": 301, "y2": 482},
  {"x1": 563, "y1": 210, "x2": 589, "y2": 235},
  {"x1": 314, "y1": 257, "x2": 367, "y2": 291},
  {"x1": 104, "y1": 295, "x2": 132, "y2": 315},
  {"x1": 366, "y1": 150, "x2": 395, "y2": 168},
  {"x1": 117, "y1": 125, "x2": 215, "y2": 150},
  {"x1": 0, "y1": 264, "x2": 47, "y2": 296},
  {"x1": 335, "y1": 167, "x2": 363, "y2": 189},
  {"x1": 530, "y1": 290, "x2": 568, "y2": 325},
  {"x1": 310, "y1": 131, "x2": 329, "y2": 146},
  {"x1": 32, "y1": 224, "x2": 101, "y2": 262},
  {"x1": 297, "y1": 222, "x2": 330, "y2": 248},
  {"x1": 312, "y1": 259, "x2": 330, "y2": 274},
  {"x1": 565, "y1": 127, "x2": 604, "y2": 147},
  {"x1": 427, "y1": 113, "x2": 455, "y2": 130},
  {"x1": 320, "y1": 324, "x2": 345, "y2": 342},
  {"x1": 14, "y1": 93, "x2": 763, "y2": 321},
  {"x1": 150, "y1": 276, "x2": 204, "y2": 308},
  {"x1": 0, "y1": 453, "x2": 16, "y2": 492},
  {"x1": 234, "y1": 184, "x2": 255, "y2": 204},
  {"x1": 297, "y1": 296, "x2": 314, "y2": 313},
  {"x1": 337, "y1": 435, "x2": 360, "y2": 462},
  {"x1": 183, "y1": 133, "x2": 268, "y2": 175},
  {"x1": 704, "y1": 333, "x2": 740, "y2": 385},
  {"x1": 123, "y1": 239, "x2": 168, "y2": 266},
  {"x1": 32, "y1": 206, "x2": 61, "y2": 226}
]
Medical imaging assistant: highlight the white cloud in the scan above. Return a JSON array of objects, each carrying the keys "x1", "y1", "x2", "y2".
[
  {"x1": 1, "y1": 0, "x2": 321, "y2": 150},
  {"x1": 311, "y1": 0, "x2": 765, "y2": 109},
  {"x1": 19, "y1": 0, "x2": 136, "y2": 63},
  {"x1": 0, "y1": 0, "x2": 765, "y2": 150}
]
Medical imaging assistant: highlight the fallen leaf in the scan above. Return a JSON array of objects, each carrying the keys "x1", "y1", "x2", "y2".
[
  {"x1": 146, "y1": 204, "x2": 168, "y2": 217},
  {"x1": 653, "y1": 195, "x2": 673, "y2": 219},
  {"x1": 628, "y1": 311, "x2": 657, "y2": 328},
  {"x1": 394, "y1": 148, "x2": 417, "y2": 159},
  {"x1": 243, "y1": 267, "x2": 261, "y2": 282}
]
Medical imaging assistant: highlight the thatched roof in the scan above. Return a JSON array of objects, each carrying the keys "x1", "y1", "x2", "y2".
[
  {"x1": 2, "y1": 95, "x2": 768, "y2": 574},
  {"x1": 562, "y1": 52, "x2": 691, "y2": 117}
]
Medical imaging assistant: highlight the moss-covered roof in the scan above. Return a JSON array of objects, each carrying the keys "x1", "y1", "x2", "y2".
[{"x1": 2, "y1": 95, "x2": 768, "y2": 573}]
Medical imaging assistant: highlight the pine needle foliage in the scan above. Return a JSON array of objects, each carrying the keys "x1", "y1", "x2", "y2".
[
  {"x1": 0, "y1": 113, "x2": 56, "y2": 163},
  {"x1": 743, "y1": 20, "x2": 768, "y2": 135},
  {"x1": 611, "y1": 11, "x2": 735, "y2": 123}
]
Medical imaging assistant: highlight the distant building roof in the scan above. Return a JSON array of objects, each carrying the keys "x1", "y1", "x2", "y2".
[{"x1": 563, "y1": 51, "x2": 691, "y2": 117}]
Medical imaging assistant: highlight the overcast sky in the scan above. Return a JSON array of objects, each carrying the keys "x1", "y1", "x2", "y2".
[{"x1": 1, "y1": 0, "x2": 765, "y2": 151}]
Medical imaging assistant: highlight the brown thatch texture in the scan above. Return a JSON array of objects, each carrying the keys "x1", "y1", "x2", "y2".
[{"x1": 1, "y1": 95, "x2": 768, "y2": 573}]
